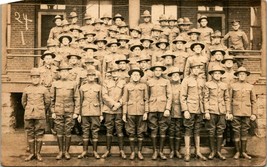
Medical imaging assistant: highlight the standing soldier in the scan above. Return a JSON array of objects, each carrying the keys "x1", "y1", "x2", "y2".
[
  {"x1": 70, "y1": 25, "x2": 82, "y2": 42},
  {"x1": 118, "y1": 22, "x2": 129, "y2": 35},
  {"x1": 172, "y1": 36, "x2": 189, "y2": 72},
  {"x1": 168, "y1": 15, "x2": 179, "y2": 49},
  {"x1": 22, "y1": 68, "x2": 50, "y2": 161},
  {"x1": 180, "y1": 62, "x2": 207, "y2": 162},
  {"x1": 122, "y1": 67, "x2": 148, "y2": 160},
  {"x1": 57, "y1": 33, "x2": 73, "y2": 65},
  {"x1": 228, "y1": 67, "x2": 257, "y2": 160},
  {"x1": 128, "y1": 26, "x2": 142, "y2": 46},
  {"x1": 161, "y1": 50, "x2": 176, "y2": 79},
  {"x1": 137, "y1": 55, "x2": 154, "y2": 83},
  {"x1": 153, "y1": 38, "x2": 169, "y2": 65},
  {"x1": 207, "y1": 49, "x2": 225, "y2": 80},
  {"x1": 92, "y1": 19, "x2": 107, "y2": 39},
  {"x1": 94, "y1": 37, "x2": 108, "y2": 64},
  {"x1": 117, "y1": 34, "x2": 130, "y2": 58},
  {"x1": 140, "y1": 35, "x2": 154, "y2": 62},
  {"x1": 203, "y1": 65, "x2": 230, "y2": 160},
  {"x1": 101, "y1": 67, "x2": 127, "y2": 159},
  {"x1": 147, "y1": 62, "x2": 172, "y2": 160},
  {"x1": 60, "y1": 19, "x2": 71, "y2": 34},
  {"x1": 48, "y1": 15, "x2": 63, "y2": 40},
  {"x1": 184, "y1": 28, "x2": 201, "y2": 54},
  {"x1": 178, "y1": 17, "x2": 193, "y2": 41},
  {"x1": 158, "y1": 14, "x2": 170, "y2": 39},
  {"x1": 69, "y1": 11, "x2": 79, "y2": 29},
  {"x1": 106, "y1": 25, "x2": 119, "y2": 42},
  {"x1": 128, "y1": 42, "x2": 144, "y2": 69},
  {"x1": 150, "y1": 25, "x2": 163, "y2": 51},
  {"x1": 115, "y1": 55, "x2": 130, "y2": 82},
  {"x1": 50, "y1": 64, "x2": 80, "y2": 160},
  {"x1": 81, "y1": 13, "x2": 94, "y2": 34},
  {"x1": 208, "y1": 30, "x2": 227, "y2": 62},
  {"x1": 197, "y1": 15, "x2": 214, "y2": 45},
  {"x1": 113, "y1": 13, "x2": 124, "y2": 27},
  {"x1": 100, "y1": 13, "x2": 112, "y2": 34},
  {"x1": 167, "y1": 67, "x2": 183, "y2": 159},
  {"x1": 139, "y1": 10, "x2": 154, "y2": 36},
  {"x1": 221, "y1": 55, "x2": 237, "y2": 89},
  {"x1": 78, "y1": 69, "x2": 103, "y2": 159}
]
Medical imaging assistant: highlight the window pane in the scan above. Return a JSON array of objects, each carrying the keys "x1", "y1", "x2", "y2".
[
  {"x1": 165, "y1": 5, "x2": 177, "y2": 18},
  {"x1": 214, "y1": 6, "x2": 223, "y2": 11},
  {"x1": 87, "y1": 0, "x2": 99, "y2": 20},
  {"x1": 151, "y1": 4, "x2": 164, "y2": 24},
  {"x1": 100, "y1": 1, "x2": 112, "y2": 18}
]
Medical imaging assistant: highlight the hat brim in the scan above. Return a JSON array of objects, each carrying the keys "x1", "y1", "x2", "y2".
[
  {"x1": 140, "y1": 38, "x2": 153, "y2": 43},
  {"x1": 137, "y1": 58, "x2": 151, "y2": 62},
  {"x1": 156, "y1": 42, "x2": 169, "y2": 48},
  {"x1": 150, "y1": 66, "x2": 167, "y2": 71},
  {"x1": 173, "y1": 40, "x2": 186, "y2": 44},
  {"x1": 70, "y1": 28, "x2": 82, "y2": 33},
  {"x1": 107, "y1": 69, "x2": 120, "y2": 73},
  {"x1": 234, "y1": 71, "x2": 250, "y2": 76},
  {"x1": 115, "y1": 59, "x2": 130, "y2": 64},
  {"x1": 83, "y1": 47, "x2": 98, "y2": 52},
  {"x1": 92, "y1": 22, "x2": 104, "y2": 25},
  {"x1": 100, "y1": 17, "x2": 112, "y2": 20},
  {"x1": 167, "y1": 71, "x2": 183, "y2": 77},
  {"x1": 190, "y1": 43, "x2": 205, "y2": 51},
  {"x1": 83, "y1": 17, "x2": 92, "y2": 20},
  {"x1": 130, "y1": 29, "x2": 141, "y2": 34},
  {"x1": 208, "y1": 70, "x2": 225, "y2": 75},
  {"x1": 161, "y1": 54, "x2": 176, "y2": 59},
  {"x1": 211, "y1": 35, "x2": 223, "y2": 38},
  {"x1": 130, "y1": 45, "x2": 144, "y2": 51},
  {"x1": 211, "y1": 50, "x2": 226, "y2": 56},
  {"x1": 118, "y1": 39, "x2": 130, "y2": 43},
  {"x1": 94, "y1": 39, "x2": 107, "y2": 45},
  {"x1": 56, "y1": 67, "x2": 72, "y2": 71},
  {"x1": 41, "y1": 52, "x2": 56, "y2": 60},
  {"x1": 179, "y1": 22, "x2": 193, "y2": 25},
  {"x1": 168, "y1": 19, "x2": 177, "y2": 22},
  {"x1": 221, "y1": 58, "x2": 237, "y2": 64},
  {"x1": 187, "y1": 31, "x2": 201, "y2": 35},
  {"x1": 58, "y1": 35, "x2": 73, "y2": 43},
  {"x1": 152, "y1": 28, "x2": 163, "y2": 32},
  {"x1": 76, "y1": 37, "x2": 87, "y2": 42},
  {"x1": 107, "y1": 42, "x2": 121, "y2": 47},
  {"x1": 53, "y1": 17, "x2": 63, "y2": 22},
  {"x1": 113, "y1": 17, "x2": 124, "y2": 21},
  {"x1": 141, "y1": 15, "x2": 151, "y2": 17},
  {"x1": 198, "y1": 17, "x2": 208, "y2": 23},
  {"x1": 128, "y1": 69, "x2": 144, "y2": 77},
  {"x1": 67, "y1": 54, "x2": 82, "y2": 59},
  {"x1": 84, "y1": 33, "x2": 96, "y2": 37}
]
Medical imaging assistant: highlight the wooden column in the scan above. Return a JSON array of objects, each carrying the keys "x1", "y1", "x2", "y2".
[
  {"x1": 128, "y1": 0, "x2": 140, "y2": 27},
  {"x1": 261, "y1": 1, "x2": 266, "y2": 77},
  {"x1": 1, "y1": 5, "x2": 7, "y2": 75}
]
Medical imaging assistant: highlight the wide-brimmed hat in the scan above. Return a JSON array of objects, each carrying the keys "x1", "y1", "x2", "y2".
[
  {"x1": 234, "y1": 67, "x2": 250, "y2": 76},
  {"x1": 106, "y1": 39, "x2": 121, "y2": 47},
  {"x1": 118, "y1": 21, "x2": 128, "y2": 28},
  {"x1": 168, "y1": 15, "x2": 177, "y2": 22},
  {"x1": 150, "y1": 62, "x2": 167, "y2": 71},
  {"x1": 61, "y1": 19, "x2": 70, "y2": 26},
  {"x1": 231, "y1": 19, "x2": 240, "y2": 25},
  {"x1": 94, "y1": 37, "x2": 107, "y2": 45},
  {"x1": 130, "y1": 42, "x2": 144, "y2": 51},
  {"x1": 84, "y1": 31, "x2": 96, "y2": 37},
  {"x1": 57, "y1": 64, "x2": 72, "y2": 71},
  {"x1": 128, "y1": 67, "x2": 144, "y2": 77},
  {"x1": 130, "y1": 26, "x2": 141, "y2": 34},
  {"x1": 173, "y1": 36, "x2": 187, "y2": 44},
  {"x1": 113, "y1": 13, "x2": 124, "y2": 21},
  {"x1": 70, "y1": 25, "x2": 82, "y2": 33},
  {"x1": 198, "y1": 15, "x2": 208, "y2": 23},
  {"x1": 83, "y1": 13, "x2": 92, "y2": 20},
  {"x1": 30, "y1": 68, "x2": 40, "y2": 76},
  {"x1": 87, "y1": 69, "x2": 96, "y2": 76},
  {"x1": 137, "y1": 54, "x2": 151, "y2": 63},
  {"x1": 167, "y1": 67, "x2": 183, "y2": 77},
  {"x1": 190, "y1": 42, "x2": 205, "y2": 51},
  {"x1": 151, "y1": 24, "x2": 163, "y2": 32},
  {"x1": 141, "y1": 10, "x2": 151, "y2": 17},
  {"x1": 158, "y1": 14, "x2": 168, "y2": 22},
  {"x1": 221, "y1": 55, "x2": 237, "y2": 64},
  {"x1": 156, "y1": 38, "x2": 169, "y2": 48},
  {"x1": 53, "y1": 15, "x2": 63, "y2": 22},
  {"x1": 118, "y1": 35, "x2": 130, "y2": 43},
  {"x1": 108, "y1": 25, "x2": 119, "y2": 33},
  {"x1": 66, "y1": 50, "x2": 82, "y2": 59},
  {"x1": 92, "y1": 18, "x2": 104, "y2": 25},
  {"x1": 187, "y1": 28, "x2": 201, "y2": 35},
  {"x1": 69, "y1": 12, "x2": 78, "y2": 18},
  {"x1": 177, "y1": 18, "x2": 184, "y2": 25},
  {"x1": 83, "y1": 44, "x2": 98, "y2": 52},
  {"x1": 58, "y1": 33, "x2": 72, "y2": 43},
  {"x1": 211, "y1": 30, "x2": 223, "y2": 38},
  {"x1": 84, "y1": 57, "x2": 95, "y2": 64},
  {"x1": 115, "y1": 55, "x2": 130, "y2": 64},
  {"x1": 41, "y1": 50, "x2": 56, "y2": 60},
  {"x1": 76, "y1": 34, "x2": 87, "y2": 42},
  {"x1": 208, "y1": 65, "x2": 225, "y2": 75},
  {"x1": 190, "y1": 62, "x2": 203, "y2": 68},
  {"x1": 210, "y1": 49, "x2": 226, "y2": 56},
  {"x1": 140, "y1": 35, "x2": 154, "y2": 43},
  {"x1": 182, "y1": 17, "x2": 193, "y2": 25},
  {"x1": 107, "y1": 67, "x2": 120, "y2": 73},
  {"x1": 161, "y1": 50, "x2": 176, "y2": 59},
  {"x1": 100, "y1": 13, "x2": 112, "y2": 20}
]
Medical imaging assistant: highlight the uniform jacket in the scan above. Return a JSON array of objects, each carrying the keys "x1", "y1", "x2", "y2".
[
  {"x1": 230, "y1": 81, "x2": 257, "y2": 116},
  {"x1": 80, "y1": 83, "x2": 102, "y2": 116},
  {"x1": 170, "y1": 82, "x2": 182, "y2": 118},
  {"x1": 180, "y1": 75, "x2": 204, "y2": 114},
  {"x1": 223, "y1": 30, "x2": 249, "y2": 50},
  {"x1": 140, "y1": 68, "x2": 154, "y2": 83},
  {"x1": 139, "y1": 22, "x2": 154, "y2": 36},
  {"x1": 203, "y1": 80, "x2": 230, "y2": 115},
  {"x1": 221, "y1": 68, "x2": 237, "y2": 89},
  {"x1": 22, "y1": 85, "x2": 50, "y2": 120},
  {"x1": 38, "y1": 65, "x2": 58, "y2": 88},
  {"x1": 173, "y1": 50, "x2": 189, "y2": 72},
  {"x1": 48, "y1": 26, "x2": 62, "y2": 40},
  {"x1": 184, "y1": 54, "x2": 208, "y2": 80},
  {"x1": 122, "y1": 82, "x2": 149, "y2": 115},
  {"x1": 197, "y1": 27, "x2": 214, "y2": 44},
  {"x1": 102, "y1": 79, "x2": 126, "y2": 114},
  {"x1": 147, "y1": 77, "x2": 172, "y2": 112},
  {"x1": 50, "y1": 80, "x2": 80, "y2": 115}
]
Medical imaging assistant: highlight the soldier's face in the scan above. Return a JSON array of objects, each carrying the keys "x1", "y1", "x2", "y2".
[
  {"x1": 190, "y1": 33, "x2": 199, "y2": 41},
  {"x1": 103, "y1": 18, "x2": 110, "y2": 24},
  {"x1": 78, "y1": 39, "x2": 86, "y2": 46},
  {"x1": 86, "y1": 35, "x2": 94, "y2": 42},
  {"x1": 164, "y1": 56, "x2": 173, "y2": 65},
  {"x1": 62, "y1": 38, "x2": 70, "y2": 46},
  {"x1": 55, "y1": 19, "x2": 62, "y2": 26},
  {"x1": 31, "y1": 75, "x2": 40, "y2": 85},
  {"x1": 144, "y1": 17, "x2": 150, "y2": 23},
  {"x1": 69, "y1": 56, "x2": 78, "y2": 65},
  {"x1": 184, "y1": 25, "x2": 190, "y2": 31},
  {"x1": 238, "y1": 72, "x2": 247, "y2": 81},
  {"x1": 95, "y1": 23, "x2": 102, "y2": 30},
  {"x1": 44, "y1": 55, "x2": 53, "y2": 65},
  {"x1": 212, "y1": 37, "x2": 221, "y2": 44},
  {"x1": 160, "y1": 21, "x2": 168, "y2": 26},
  {"x1": 139, "y1": 60, "x2": 148, "y2": 69},
  {"x1": 85, "y1": 19, "x2": 92, "y2": 25},
  {"x1": 118, "y1": 61, "x2": 127, "y2": 70},
  {"x1": 115, "y1": 18, "x2": 122, "y2": 25},
  {"x1": 119, "y1": 40, "x2": 127, "y2": 47},
  {"x1": 120, "y1": 27, "x2": 128, "y2": 34},
  {"x1": 159, "y1": 43, "x2": 167, "y2": 49},
  {"x1": 200, "y1": 19, "x2": 208, "y2": 27},
  {"x1": 193, "y1": 45, "x2": 202, "y2": 54},
  {"x1": 133, "y1": 47, "x2": 141, "y2": 55},
  {"x1": 212, "y1": 71, "x2": 222, "y2": 81},
  {"x1": 97, "y1": 41, "x2": 105, "y2": 48},
  {"x1": 232, "y1": 24, "x2": 240, "y2": 30},
  {"x1": 176, "y1": 42, "x2": 184, "y2": 50},
  {"x1": 109, "y1": 31, "x2": 117, "y2": 37},
  {"x1": 87, "y1": 74, "x2": 95, "y2": 82},
  {"x1": 142, "y1": 40, "x2": 151, "y2": 48},
  {"x1": 169, "y1": 21, "x2": 176, "y2": 26},
  {"x1": 191, "y1": 66, "x2": 200, "y2": 75},
  {"x1": 63, "y1": 25, "x2": 70, "y2": 32},
  {"x1": 225, "y1": 60, "x2": 234, "y2": 68},
  {"x1": 72, "y1": 30, "x2": 79, "y2": 37},
  {"x1": 86, "y1": 49, "x2": 94, "y2": 57},
  {"x1": 171, "y1": 73, "x2": 181, "y2": 82},
  {"x1": 179, "y1": 25, "x2": 186, "y2": 31},
  {"x1": 71, "y1": 17, "x2": 78, "y2": 24},
  {"x1": 131, "y1": 71, "x2": 141, "y2": 82},
  {"x1": 60, "y1": 70, "x2": 69, "y2": 79},
  {"x1": 110, "y1": 44, "x2": 118, "y2": 52},
  {"x1": 152, "y1": 30, "x2": 161, "y2": 37},
  {"x1": 154, "y1": 67, "x2": 163, "y2": 77},
  {"x1": 112, "y1": 71, "x2": 119, "y2": 79},
  {"x1": 214, "y1": 52, "x2": 223, "y2": 61},
  {"x1": 131, "y1": 30, "x2": 139, "y2": 38}
]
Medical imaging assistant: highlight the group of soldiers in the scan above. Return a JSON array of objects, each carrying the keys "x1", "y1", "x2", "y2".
[{"x1": 22, "y1": 9, "x2": 256, "y2": 163}]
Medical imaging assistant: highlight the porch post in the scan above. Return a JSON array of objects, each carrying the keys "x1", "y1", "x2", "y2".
[
  {"x1": 1, "y1": 5, "x2": 7, "y2": 75},
  {"x1": 128, "y1": 0, "x2": 140, "y2": 27},
  {"x1": 261, "y1": 1, "x2": 266, "y2": 77}
]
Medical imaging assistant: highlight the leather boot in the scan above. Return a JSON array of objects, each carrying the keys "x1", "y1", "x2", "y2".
[
  {"x1": 175, "y1": 138, "x2": 182, "y2": 159},
  {"x1": 208, "y1": 136, "x2": 216, "y2": 160},
  {"x1": 93, "y1": 140, "x2": 100, "y2": 159},
  {"x1": 78, "y1": 139, "x2": 89, "y2": 159},
  {"x1": 151, "y1": 137, "x2": 158, "y2": 160},
  {"x1": 137, "y1": 139, "x2": 144, "y2": 160},
  {"x1": 184, "y1": 136, "x2": 191, "y2": 162},
  {"x1": 169, "y1": 137, "x2": 175, "y2": 159},
  {"x1": 118, "y1": 136, "x2": 127, "y2": 159},
  {"x1": 159, "y1": 137, "x2": 167, "y2": 160},
  {"x1": 56, "y1": 136, "x2": 64, "y2": 160},
  {"x1": 129, "y1": 139, "x2": 135, "y2": 160},
  {"x1": 64, "y1": 136, "x2": 71, "y2": 160},
  {"x1": 25, "y1": 140, "x2": 35, "y2": 161},
  {"x1": 194, "y1": 136, "x2": 207, "y2": 161},
  {"x1": 217, "y1": 137, "x2": 226, "y2": 160},
  {"x1": 101, "y1": 136, "x2": 112, "y2": 159},
  {"x1": 241, "y1": 140, "x2": 251, "y2": 160},
  {"x1": 233, "y1": 140, "x2": 240, "y2": 160},
  {"x1": 50, "y1": 119, "x2": 57, "y2": 135},
  {"x1": 36, "y1": 140, "x2": 43, "y2": 161}
]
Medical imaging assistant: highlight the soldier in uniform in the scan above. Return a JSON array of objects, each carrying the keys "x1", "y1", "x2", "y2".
[
  {"x1": 78, "y1": 69, "x2": 103, "y2": 159},
  {"x1": 83, "y1": 58, "x2": 102, "y2": 84},
  {"x1": 118, "y1": 21, "x2": 129, "y2": 35},
  {"x1": 113, "y1": 13, "x2": 124, "y2": 27},
  {"x1": 197, "y1": 15, "x2": 214, "y2": 45},
  {"x1": 92, "y1": 19, "x2": 107, "y2": 39},
  {"x1": 128, "y1": 26, "x2": 142, "y2": 46},
  {"x1": 94, "y1": 37, "x2": 108, "y2": 64},
  {"x1": 106, "y1": 25, "x2": 119, "y2": 42},
  {"x1": 122, "y1": 67, "x2": 148, "y2": 160},
  {"x1": 70, "y1": 25, "x2": 82, "y2": 42},
  {"x1": 84, "y1": 31, "x2": 97, "y2": 45},
  {"x1": 172, "y1": 36, "x2": 189, "y2": 72},
  {"x1": 140, "y1": 35, "x2": 154, "y2": 63},
  {"x1": 83, "y1": 44, "x2": 101, "y2": 72},
  {"x1": 101, "y1": 67, "x2": 127, "y2": 159},
  {"x1": 168, "y1": 15, "x2": 179, "y2": 50},
  {"x1": 180, "y1": 62, "x2": 207, "y2": 162},
  {"x1": 128, "y1": 42, "x2": 144, "y2": 69},
  {"x1": 22, "y1": 68, "x2": 50, "y2": 161},
  {"x1": 167, "y1": 67, "x2": 183, "y2": 159},
  {"x1": 60, "y1": 19, "x2": 71, "y2": 34},
  {"x1": 208, "y1": 30, "x2": 227, "y2": 62},
  {"x1": 48, "y1": 15, "x2": 63, "y2": 40},
  {"x1": 117, "y1": 34, "x2": 130, "y2": 58},
  {"x1": 207, "y1": 49, "x2": 225, "y2": 80},
  {"x1": 158, "y1": 14, "x2": 170, "y2": 39},
  {"x1": 100, "y1": 13, "x2": 112, "y2": 34},
  {"x1": 115, "y1": 55, "x2": 130, "y2": 82},
  {"x1": 221, "y1": 55, "x2": 237, "y2": 89},
  {"x1": 81, "y1": 13, "x2": 94, "y2": 34},
  {"x1": 69, "y1": 11, "x2": 79, "y2": 29},
  {"x1": 46, "y1": 39, "x2": 60, "y2": 67},
  {"x1": 153, "y1": 38, "x2": 169, "y2": 65},
  {"x1": 161, "y1": 50, "x2": 176, "y2": 79},
  {"x1": 57, "y1": 33, "x2": 73, "y2": 65},
  {"x1": 178, "y1": 17, "x2": 192, "y2": 41},
  {"x1": 139, "y1": 10, "x2": 154, "y2": 36},
  {"x1": 50, "y1": 64, "x2": 80, "y2": 160},
  {"x1": 76, "y1": 34, "x2": 87, "y2": 50},
  {"x1": 203, "y1": 65, "x2": 231, "y2": 160},
  {"x1": 185, "y1": 28, "x2": 202, "y2": 54},
  {"x1": 147, "y1": 62, "x2": 172, "y2": 160},
  {"x1": 151, "y1": 24, "x2": 163, "y2": 51},
  {"x1": 137, "y1": 55, "x2": 154, "y2": 83},
  {"x1": 228, "y1": 67, "x2": 257, "y2": 160}
]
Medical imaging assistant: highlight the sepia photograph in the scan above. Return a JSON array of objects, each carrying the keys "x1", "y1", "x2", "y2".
[{"x1": 1, "y1": 0, "x2": 266, "y2": 166}]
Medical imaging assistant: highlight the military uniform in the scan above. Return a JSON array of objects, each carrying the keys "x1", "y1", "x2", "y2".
[
  {"x1": 48, "y1": 15, "x2": 63, "y2": 40},
  {"x1": 197, "y1": 15, "x2": 214, "y2": 45},
  {"x1": 137, "y1": 55, "x2": 153, "y2": 83},
  {"x1": 224, "y1": 28, "x2": 249, "y2": 50},
  {"x1": 139, "y1": 10, "x2": 154, "y2": 36},
  {"x1": 81, "y1": 13, "x2": 94, "y2": 34}
]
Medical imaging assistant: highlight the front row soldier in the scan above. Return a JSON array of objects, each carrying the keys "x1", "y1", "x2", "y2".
[
  {"x1": 147, "y1": 62, "x2": 172, "y2": 160},
  {"x1": 180, "y1": 62, "x2": 207, "y2": 162},
  {"x1": 22, "y1": 68, "x2": 50, "y2": 161},
  {"x1": 203, "y1": 65, "x2": 230, "y2": 160},
  {"x1": 229, "y1": 67, "x2": 257, "y2": 160},
  {"x1": 50, "y1": 64, "x2": 80, "y2": 160},
  {"x1": 122, "y1": 67, "x2": 148, "y2": 160},
  {"x1": 78, "y1": 69, "x2": 103, "y2": 159}
]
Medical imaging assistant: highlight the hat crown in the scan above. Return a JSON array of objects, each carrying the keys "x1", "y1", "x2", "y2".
[
  {"x1": 212, "y1": 30, "x2": 223, "y2": 37},
  {"x1": 114, "y1": 13, "x2": 122, "y2": 17},
  {"x1": 58, "y1": 64, "x2": 72, "y2": 70},
  {"x1": 70, "y1": 25, "x2": 81, "y2": 30},
  {"x1": 188, "y1": 28, "x2": 200, "y2": 34},
  {"x1": 152, "y1": 24, "x2": 162, "y2": 31},
  {"x1": 168, "y1": 15, "x2": 177, "y2": 20},
  {"x1": 209, "y1": 65, "x2": 224, "y2": 72},
  {"x1": 174, "y1": 36, "x2": 186, "y2": 41},
  {"x1": 62, "y1": 19, "x2": 70, "y2": 26},
  {"x1": 109, "y1": 25, "x2": 119, "y2": 31},
  {"x1": 191, "y1": 62, "x2": 202, "y2": 68},
  {"x1": 54, "y1": 15, "x2": 62, "y2": 20},
  {"x1": 198, "y1": 15, "x2": 208, "y2": 22},
  {"x1": 169, "y1": 66, "x2": 182, "y2": 74},
  {"x1": 237, "y1": 67, "x2": 247, "y2": 72},
  {"x1": 177, "y1": 18, "x2": 184, "y2": 24},
  {"x1": 119, "y1": 21, "x2": 127, "y2": 27},
  {"x1": 153, "y1": 62, "x2": 164, "y2": 67},
  {"x1": 94, "y1": 18, "x2": 104, "y2": 24},
  {"x1": 138, "y1": 54, "x2": 151, "y2": 62},
  {"x1": 30, "y1": 68, "x2": 40, "y2": 76},
  {"x1": 119, "y1": 34, "x2": 130, "y2": 40},
  {"x1": 130, "y1": 26, "x2": 141, "y2": 32},
  {"x1": 70, "y1": 12, "x2": 78, "y2": 17},
  {"x1": 116, "y1": 54, "x2": 127, "y2": 61},
  {"x1": 143, "y1": 10, "x2": 151, "y2": 15},
  {"x1": 108, "y1": 39, "x2": 119, "y2": 44},
  {"x1": 159, "y1": 14, "x2": 168, "y2": 21},
  {"x1": 163, "y1": 50, "x2": 175, "y2": 56},
  {"x1": 102, "y1": 13, "x2": 111, "y2": 18}
]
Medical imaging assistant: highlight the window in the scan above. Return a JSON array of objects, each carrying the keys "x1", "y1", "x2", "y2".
[
  {"x1": 198, "y1": 5, "x2": 223, "y2": 12},
  {"x1": 151, "y1": 5, "x2": 177, "y2": 24},
  {"x1": 86, "y1": 0, "x2": 112, "y2": 20},
  {"x1": 40, "y1": 4, "x2": 66, "y2": 10}
]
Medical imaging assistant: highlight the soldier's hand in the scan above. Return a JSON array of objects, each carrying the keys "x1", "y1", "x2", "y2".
[
  {"x1": 250, "y1": 114, "x2": 257, "y2": 121},
  {"x1": 122, "y1": 115, "x2": 127, "y2": 123},
  {"x1": 77, "y1": 115, "x2": 82, "y2": 123},
  {"x1": 100, "y1": 115, "x2": 104, "y2": 122},
  {"x1": 73, "y1": 113, "x2": 78, "y2": 119},
  {"x1": 163, "y1": 110, "x2": 170, "y2": 117},
  {"x1": 226, "y1": 113, "x2": 233, "y2": 121},
  {"x1": 184, "y1": 111, "x2": 191, "y2": 119},
  {"x1": 52, "y1": 113, "x2": 56, "y2": 119},
  {"x1": 204, "y1": 113, "x2": 210, "y2": 120},
  {"x1": 143, "y1": 113, "x2": 148, "y2": 121}
]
